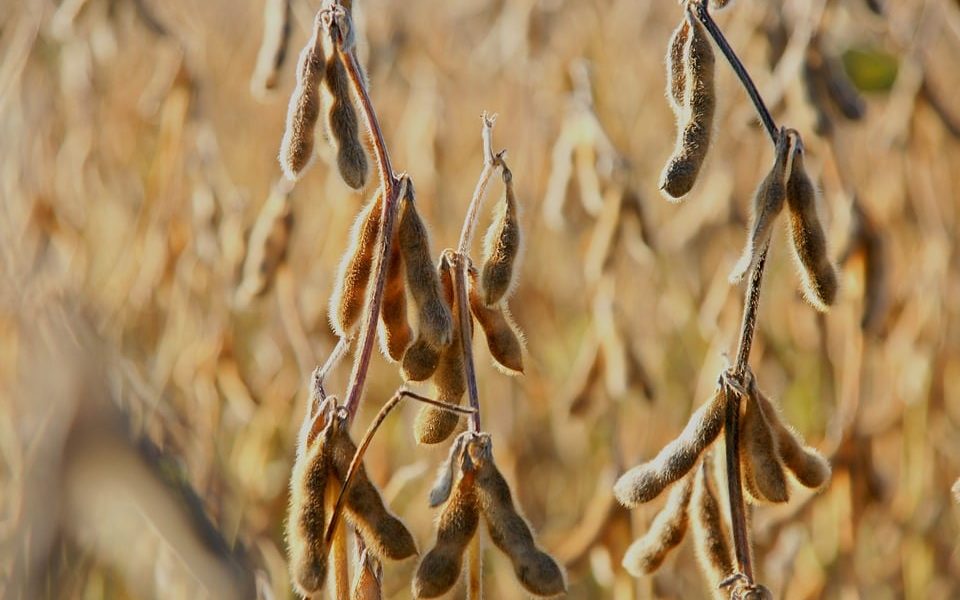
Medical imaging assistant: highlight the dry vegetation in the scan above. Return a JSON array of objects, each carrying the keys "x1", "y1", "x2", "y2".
[{"x1": 2, "y1": 0, "x2": 960, "y2": 598}]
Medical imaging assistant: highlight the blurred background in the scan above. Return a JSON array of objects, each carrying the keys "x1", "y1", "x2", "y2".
[{"x1": 2, "y1": 0, "x2": 959, "y2": 598}]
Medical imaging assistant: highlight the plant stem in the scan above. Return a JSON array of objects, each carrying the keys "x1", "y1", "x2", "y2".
[
  {"x1": 691, "y1": 0, "x2": 782, "y2": 587},
  {"x1": 331, "y1": 12, "x2": 400, "y2": 424},
  {"x1": 692, "y1": 1, "x2": 778, "y2": 145},
  {"x1": 467, "y1": 532, "x2": 482, "y2": 600},
  {"x1": 455, "y1": 114, "x2": 502, "y2": 432}
]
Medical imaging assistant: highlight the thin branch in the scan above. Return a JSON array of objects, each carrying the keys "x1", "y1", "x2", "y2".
[
  {"x1": 692, "y1": 1, "x2": 778, "y2": 144},
  {"x1": 454, "y1": 114, "x2": 503, "y2": 432},
  {"x1": 324, "y1": 390, "x2": 475, "y2": 546},
  {"x1": 323, "y1": 6, "x2": 402, "y2": 424}
]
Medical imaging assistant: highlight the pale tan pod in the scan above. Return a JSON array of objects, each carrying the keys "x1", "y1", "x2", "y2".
[
  {"x1": 754, "y1": 388, "x2": 831, "y2": 489},
  {"x1": 414, "y1": 255, "x2": 465, "y2": 445},
  {"x1": 251, "y1": 0, "x2": 292, "y2": 94},
  {"x1": 729, "y1": 129, "x2": 791, "y2": 284},
  {"x1": 287, "y1": 419, "x2": 333, "y2": 596},
  {"x1": 471, "y1": 435, "x2": 567, "y2": 597},
  {"x1": 690, "y1": 457, "x2": 735, "y2": 591},
  {"x1": 322, "y1": 25, "x2": 368, "y2": 189},
  {"x1": 278, "y1": 14, "x2": 324, "y2": 181},
  {"x1": 665, "y1": 18, "x2": 691, "y2": 114},
  {"x1": 740, "y1": 385, "x2": 789, "y2": 504},
  {"x1": 413, "y1": 463, "x2": 480, "y2": 599},
  {"x1": 329, "y1": 190, "x2": 383, "y2": 336},
  {"x1": 398, "y1": 185, "x2": 453, "y2": 349},
  {"x1": 659, "y1": 11, "x2": 715, "y2": 200},
  {"x1": 428, "y1": 433, "x2": 469, "y2": 507},
  {"x1": 614, "y1": 388, "x2": 726, "y2": 506},
  {"x1": 237, "y1": 182, "x2": 293, "y2": 304},
  {"x1": 786, "y1": 142, "x2": 838, "y2": 311},
  {"x1": 467, "y1": 267, "x2": 524, "y2": 375},
  {"x1": 622, "y1": 475, "x2": 693, "y2": 575},
  {"x1": 378, "y1": 223, "x2": 412, "y2": 362},
  {"x1": 481, "y1": 165, "x2": 523, "y2": 305},
  {"x1": 328, "y1": 418, "x2": 418, "y2": 560},
  {"x1": 351, "y1": 549, "x2": 382, "y2": 600}
]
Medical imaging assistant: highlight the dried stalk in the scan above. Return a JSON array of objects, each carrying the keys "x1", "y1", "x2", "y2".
[
  {"x1": 454, "y1": 114, "x2": 504, "y2": 432},
  {"x1": 692, "y1": 0, "x2": 781, "y2": 588}
]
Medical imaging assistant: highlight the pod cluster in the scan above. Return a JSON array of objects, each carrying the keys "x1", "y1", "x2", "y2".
[
  {"x1": 728, "y1": 130, "x2": 839, "y2": 311},
  {"x1": 614, "y1": 370, "x2": 830, "y2": 587},
  {"x1": 278, "y1": 5, "x2": 369, "y2": 187},
  {"x1": 414, "y1": 433, "x2": 567, "y2": 598},
  {"x1": 286, "y1": 398, "x2": 417, "y2": 597}
]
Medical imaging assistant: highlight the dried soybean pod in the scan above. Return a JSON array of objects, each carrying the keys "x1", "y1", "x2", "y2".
[
  {"x1": 414, "y1": 255, "x2": 466, "y2": 445},
  {"x1": 786, "y1": 141, "x2": 838, "y2": 311},
  {"x1": 480, "y1": 165, "x2": 522, "y2": 306},
  {"x1": 237, "y1": 182, "x2": 293, "y2": 304},
  {"x1": 351, "y1": 549, "x2": 382, "y2": 600},
  {"x1": 413, "y1": 466, "x2": 480, "y2": 599},
  {"x1": 740, "y1": 385, "x2": 789, "y2": 504},
  {"x1": 659, "y1": 11, "x2": 715, "y2": 200},
  {"x1": 251, "y1": 0, "x2": 292, "y2": 94},
  {"x1": 665, "y1": 18, "x2": 690, "y2": 114},
  {"x1": 378, "y1": 223, "x2": 412, "y2": 362},
  {"x1": 841, "y1": 200, "x2": 887, "y2": 333},
  {"x1": 399, "y1": 185, "x2": 453, "y2": 349},
  {"x1": 754, "y1": 389, "x2": 830, "y2": 489},
  {"x1": 622, "y1": 475, "x2": 693, "y2": 575},
  {"x1": 322, "y1": 16, "x2": 368, "y2": 189},
  {"x1": 614, "y1": 388, "x2": 726, "y2": 506},
  {"x1": 278, "y1": 13, "x2": 324, "y2": 181},
  {"x1": 823, "y1": 54, "x2": 866, "y2": 121},
  {"x1": 287, "y1": 421, "x2": 333, "y2": 596},
  {"x1": 467, "y1": 267, "x2": 524, "y2": 375},
  {"x1": 402, "y1": 338, "x2": 441, "y2": 382},
  {"x1": 428, "y1": 433, "x2": 468, "y2": 507},
  {"x1": 729, "y1": 129, "x2": 790, "y2": 283},
  {"x1": 328, "y1": 419, "x2": 418, "y2": 560},
  {"x1": 472, "y1": 436, "x2": 567, "y2": 597},
  {"x1": 329, "y1": 190, "x2": 383, "y2": 336},
  {"x1": 690, "y1": 458, "x2": 735, "y2": 590}
]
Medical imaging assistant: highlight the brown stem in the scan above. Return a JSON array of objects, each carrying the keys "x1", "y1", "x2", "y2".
[
  {"x1": 327, "y1": 8, "x2": 401, "y2": 424},
  {"x1": 691, "y1": 0, "x2": 783, "y2": 587},
  {"x1": 692, "y1": 1, "x2": 779, "y2": 144},
  {"x1": 455, "y1": 114, "x2": 503, "y2": 432}
]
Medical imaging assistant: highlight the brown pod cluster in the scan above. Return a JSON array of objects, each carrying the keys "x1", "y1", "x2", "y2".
[
  {"x1": 287, "y1": 406, "x2": 334, "y2": 596},
  {"x1": 278, "y1": 14, "x2": 324, "y2": 181},
  {"x1": 753, "y1": 386, "x2": 830, "y2": 489},
  {"x1": 414, "y1": 255, "x2": 466, "y2": 444},
  {"x1": 739, "y1": 384, "x2": 789, "y2": 504},
  {"x1": 321, "y1": 15, "x2": 368, "y2": 189},
  {"x1": 468, "y1": 267, "x2": 524, "y2": 375},
  {"x1": 328, "y1": 417, "x2": 418, "y2": 560},
  {"x1": 471, "y1": 435, "x2": 567, "y2": 597},
  {"x1": 729, "y1": 129, "x2": 791, "y2": 283},
  {"x1": 399, "y1": 185, "x2": 453, "y2": 352},
  {"x1": 237, "y1": 182, "x2": 293, "y2": 304},
  {"x1": 480, "y1": 166, "x2": 523, "y2": 305},
  {"x1": 659, "y1": 10, "x2": 716, "y2": 200},
  {"x1": 622, "y1": 475, "x2": 693, "y2": 575},
  {"x1": 785, "y1": 141, "x2": 838, "y2": 311},
  {"x1": 614, "y1": 388, "x2": 726, "y2": 506},
  {"x1": 413, "y1": 454, "x2": 480, "y2": 598},
  {"x1": 329, "y1": 190, "x2": 383, "y2": 336},
  {"x1": 378, "y1": 223, "x2": 412, "y2": 362},
  {"x1": 251, "y1": 0, "x2": 292, "y2": 94},
  {"x1": 690, "y1": 457, "x2": 735, "y2": 590}
]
